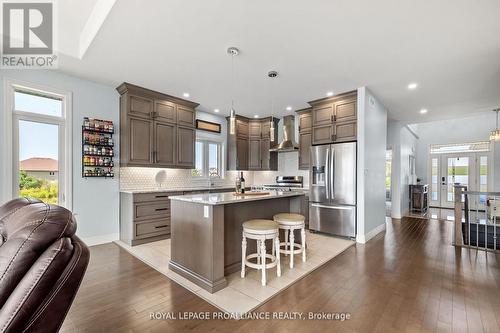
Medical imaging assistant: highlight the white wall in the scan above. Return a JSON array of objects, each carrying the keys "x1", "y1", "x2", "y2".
[
  {"x1": 0, "y1": 70, "x2": 120, "y2": 245},
  {"x1": 387, "y1": 121, "x2": 419, "y2": 218},
  {"x1": 414, "y1": 112, "x2": 499, "y2": 190},
  {"x1": 356, "y1": 87, "x2": 388, "y2": 243}
]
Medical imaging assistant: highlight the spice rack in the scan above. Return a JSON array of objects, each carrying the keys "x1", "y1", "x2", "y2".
[{"x1": 82, "y1": 118, "x2": 115, "y2": 178}]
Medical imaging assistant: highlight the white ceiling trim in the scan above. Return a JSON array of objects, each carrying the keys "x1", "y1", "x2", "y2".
[{"x1": 78, "y1": 0, "x2": 117, "y2": 59}]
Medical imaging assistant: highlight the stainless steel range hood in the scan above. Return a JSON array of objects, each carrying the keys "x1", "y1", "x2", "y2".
[{"x1": 270, "y1": 115, "x2": 299, "y2": 152}]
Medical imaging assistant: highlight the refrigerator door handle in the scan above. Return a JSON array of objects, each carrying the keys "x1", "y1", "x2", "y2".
[
  {"x1": 325, "y1": 148, "x2": 330, "y2": 200},
  {"x1": 311, "y1": 203, "x2": 354, "y2": 210},
  {"x1": 330, "y1": 146, "x2": 335, "y2": 200}
]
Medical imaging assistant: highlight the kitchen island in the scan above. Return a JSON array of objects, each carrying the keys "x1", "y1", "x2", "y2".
[{"x1": 168, "y1": 191, "x2": 305, "y2": 293}]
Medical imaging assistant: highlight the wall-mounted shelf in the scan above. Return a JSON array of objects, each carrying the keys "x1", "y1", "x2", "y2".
[{"x1": 82, "y1": 118, "x2": 115, "y2": 178}]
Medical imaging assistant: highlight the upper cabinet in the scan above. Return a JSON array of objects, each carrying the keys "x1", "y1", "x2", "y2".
[
  {"x1": 296, "y1": 108, "x2": 312, "y2": 170},
  {"x1": 227, "y1": 116, "x2": 278, "y2": 171},
  {"x1": 117, "y1": 82, "x2": 199, "y2": 169},
  {"x1": 309, "y1": 91, "x2": 357, "y2": 145}
]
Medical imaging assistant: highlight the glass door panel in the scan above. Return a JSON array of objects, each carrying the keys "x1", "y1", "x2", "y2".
[
  {"x1": 430, "y1": 157, "x2": 439, "y2": 206},
  {"x1": 440, "y1": 155, "x2": 470, "y2": 208},
  {"x1": 18, "y1": 120, "x2": 60, "y2": 204}
]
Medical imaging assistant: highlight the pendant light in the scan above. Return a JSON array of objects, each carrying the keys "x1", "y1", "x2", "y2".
[
  {"x1": 268, "y1": 70, "x2": 278, "y2": 142},
  {"x1": 490, "y1": 108, "x2": 500, "y2": 142},
  {"x1": 227, "y1": 47, "x2": 239, "y2": 135}
]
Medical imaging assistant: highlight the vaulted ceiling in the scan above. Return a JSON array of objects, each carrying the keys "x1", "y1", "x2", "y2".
[{"x1": 57, "y1": 0, "x2": 500, "y2": 123}]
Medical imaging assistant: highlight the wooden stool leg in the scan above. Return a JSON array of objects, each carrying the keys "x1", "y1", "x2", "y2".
[
  {"x1": 260, "y1": 241, "x2": 266, "y2": 286},
  {"x1": 241, "y1": 235, "x2": 247, "y2": 278},
  {"x1": 284, "y1": 229, "x2": 289, "y2": 256},
  {"x1": 256, "y1": 240, "x2": 261, "y2": 265},
  {"x1": 275, "y1": 236, "x2": 281, "y2": 277},
  {"x1": 289, "y1": 230, "x2": 295, "y2": 269},
  {"x1": 301, "y1": 227, "x2": 306, "y2": 262}
]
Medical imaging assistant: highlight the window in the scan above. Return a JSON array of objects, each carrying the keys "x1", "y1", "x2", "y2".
[
  {"x1": 5, "y1": 81, "x2": 72, "y2": 208},
  {"x1": 192, "y1": 140, "x2": 222, "y2": 178}
]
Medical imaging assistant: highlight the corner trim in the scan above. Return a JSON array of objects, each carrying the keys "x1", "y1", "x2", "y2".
[
  {"x1": 356, "y1": 221, "x2": 386, "y2": 244},
  {"x1": 81, "y1": 233, "x2": 119, "y2": 247},
  {"x1": 169, "y1": 260, "x2": 227, "y2": 293}
]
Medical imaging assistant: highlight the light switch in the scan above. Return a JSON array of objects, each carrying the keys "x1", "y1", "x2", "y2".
[{"x1": 203, "y1": 205, "x2": 209, "y2": 218}]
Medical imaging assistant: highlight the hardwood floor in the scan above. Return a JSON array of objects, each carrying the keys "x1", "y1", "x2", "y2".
[{"x1": 61, "y1": 217, "x2": 500, "y2": 332}]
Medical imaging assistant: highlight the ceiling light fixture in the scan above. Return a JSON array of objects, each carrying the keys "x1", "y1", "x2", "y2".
[
  {"x1": 420, "y1": 108, "x2": 428, "y2": 114},
  {"x1": 227, "y1": 47, "x2": 239, "y2": 135},
  {"x1": 214, "y1": 108, "x2": 220, "y2": 113},
  {"x1": 326, "y1": 91, "x2": 334, "y2": 97},
  {"x1": 286, "y1": 106, "x2": 292, "y2": 111},
  {"x1": 268, "y1": 70, "x2": 279, "y2": 142},
  {"x1": 183, "y1": 92, "x2": 190, "y2": 98},
  {"x1": 490, "y1": 108, "x2": 500, "y2": 141},
  {"x1": 254, "y1": 115, "x2": 259, "y2": 118},
  {"x1": 407, "y1": 83, "x2": 418, "y2": 90}
]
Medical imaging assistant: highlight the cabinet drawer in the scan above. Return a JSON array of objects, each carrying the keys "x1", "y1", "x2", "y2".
[
  {"x1": 135, "y1": 220, "x2": 170, "y2": 239},
  {"x1": 134, "y1": 202, "x2": 170, "y2": 220},
  {"x1": 133, "y1": 192, "x2": 181, "y2": 203}
]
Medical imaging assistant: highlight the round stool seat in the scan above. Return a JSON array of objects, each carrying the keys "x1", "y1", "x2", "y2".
[
  {"x1": 273, "y1": 213, "x2": 305, "y2": 226},
  {"x1": 243, "y1": 219, "x2": 278, "y2": 234}
]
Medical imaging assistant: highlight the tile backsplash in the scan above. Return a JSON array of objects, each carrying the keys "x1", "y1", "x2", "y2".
[{"x1": 119, "y1": 151, "x2": 309, "y2": 190}]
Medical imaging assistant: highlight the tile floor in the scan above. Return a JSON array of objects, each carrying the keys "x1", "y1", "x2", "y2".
[{"x1": 114, "y1": 231, "x2": 354, "y2": 315}]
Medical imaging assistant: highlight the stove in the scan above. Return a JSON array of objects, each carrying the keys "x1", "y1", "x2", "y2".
[{"x1": 254, "y1": 176, "x2": 304, "y2": 192}]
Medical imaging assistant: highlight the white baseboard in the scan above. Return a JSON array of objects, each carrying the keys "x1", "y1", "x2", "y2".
[
  {"x1": 356, "y1": 221, "x2": 387, "y2": 244},
  {"x1": 81, "y1": 233, "x2": 119, "y2": 247}
]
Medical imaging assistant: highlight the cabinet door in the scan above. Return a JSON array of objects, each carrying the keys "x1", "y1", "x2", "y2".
[
  {"x1": 312, "y1": 104, "x2": 333, "y2": 127},
  {"x1": 248, "y1": 139, "x2": 261, "y2": 170},
  {"x1": 312, "y1": 124, "x2": 334, "y2": 145},
  {"x1": 236, "y1": 120, "x2": 248, "y2": 138},
  {"x1": 261, "y1": 121, "x2": 270, "y2": 138},
  {"x1": 177, "y1": 106, "x2": 196, "y2": 127},
  {"x1": 260, "y1": 138, "x2": 271, "y2": 170},
  {"x1": 334, "y1": 99, "x2": 357, "y2": 122},
  {"x1": 177, "y1": 126, "x2": 195, "y2": 167},
  {"x1": 154, "y1": 100, "x2": 176, "y2": 123},
  {"x1": 249, "y1": 121, "x2": 261, "y2": 138},
  {"x1": 129, "y1": 95, "x2": 153, "y2": 119},
  {"x1": 236, "y1": 137, "x2": 248, "y2": 170},
  {"x1": 299, "y1": 132, "x2": 312, "y2": 170},
  {"x1": 299, "y1": 113, "x2": 312, "y2": 133},
  {"x1": 129, "y1": 117, "x2": 153, "y2": 165},
  {"x1": 154, "y1": 121, "x2": 176, "y2": 166},
  {"x1": 333, "y1": 120, "x2": 357, "y2": 142}
]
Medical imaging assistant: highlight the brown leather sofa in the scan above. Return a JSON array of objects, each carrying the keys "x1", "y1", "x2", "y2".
[{"x1": 0, "y1": 198, "x2": 90, "y2": 333}]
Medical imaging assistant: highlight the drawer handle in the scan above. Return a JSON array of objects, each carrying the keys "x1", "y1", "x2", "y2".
[
  {"x1": 155, "y1": 225, "x2": 168, "y2": 229},
  {"x1": 155, "y1": 195, "x2": 168, "y2": 198},
  {"x1": 155, "y1": 208, "x2": 168, "y2": 211}
]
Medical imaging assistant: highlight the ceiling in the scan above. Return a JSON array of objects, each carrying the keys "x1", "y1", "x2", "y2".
[{"x1": 56, "y1": 0, "x2": 500, "y2": 123}]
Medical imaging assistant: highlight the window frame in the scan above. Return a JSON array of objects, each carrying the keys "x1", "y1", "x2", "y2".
[
  {"x1": 192, "y1": 138, "x2": 224, "y2": 179},
  {"x1": 3, "y1": 78, "x2": 73, "y2": 209}
]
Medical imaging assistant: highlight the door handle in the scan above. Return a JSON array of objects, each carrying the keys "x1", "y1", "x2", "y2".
[
  {"x1": 325, "y1": 148, "x2": 330, "y2": 200},
  {"x1": 311, "y1": 203, "x2": 353, "y2": 210}
]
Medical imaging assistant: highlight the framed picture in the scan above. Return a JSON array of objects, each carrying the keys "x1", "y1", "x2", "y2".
[{"x1": 196, "y1": 119, "x2": 221, "y2": 133}]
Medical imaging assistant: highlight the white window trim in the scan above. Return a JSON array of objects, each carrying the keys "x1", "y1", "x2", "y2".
[
  {"x1": 193, "y1": 135, "x2": 225, "y2": 180},
  {"x1": 2, "y1": 78, "x2": 73, "y2": 209}
]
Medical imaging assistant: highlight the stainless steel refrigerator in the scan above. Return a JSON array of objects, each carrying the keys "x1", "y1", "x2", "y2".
[{"x1": 309, "y1": 142, "x2": 356, "y2": 238}]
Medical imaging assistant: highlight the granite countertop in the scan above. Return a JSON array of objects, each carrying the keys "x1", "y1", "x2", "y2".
[{"x1": 169, "y1": 190, "x2": 304, "y2": 205}]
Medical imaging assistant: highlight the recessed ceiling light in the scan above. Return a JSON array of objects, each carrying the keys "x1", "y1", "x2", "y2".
[
  {"x1": 408, "y1": 83, "x2": 418, "y2": 90},
  {"x1": 326, "y1": 91, "x2": 334, "y2": 97},
  {"x1": 254, "y1": 115, "x2": 259, "y2": 118},
  {"x1": 286, "y1": 106, "x2": 292, "y2": 111},
  {"x1": 183, "y1": 92, "x2": 190, "y2": 98},
  {"x1": 420, "y1": 108, "x2": 428, "y2": 114},
  {"x1": 214, "y1": 108, "x2": 220, "y2": 113}
]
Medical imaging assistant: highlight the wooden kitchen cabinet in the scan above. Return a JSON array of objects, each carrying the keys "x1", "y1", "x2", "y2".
[
  {"x1": 118, "y1": 82, "x2": 198, "y2": 169},
  {"x1": 296, "y1": 108, "x2": 313, "y2": 170},
  {"x1": 176, "y1": 126, "x2": 195, "y2": 167},
  {"x1": 309, "y1": 91, "x2": 357, "y2": 145},
  {"x1": 227, "y1": 116, "x2": 278, "y2": 171},
  {"x1": 154, "y1": 121, "x2": 176, "y2": 166},
  {"x1": 129, "y1": 117, "x2": 153, "y2": 165}
]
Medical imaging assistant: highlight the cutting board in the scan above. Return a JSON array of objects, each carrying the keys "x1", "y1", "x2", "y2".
[{"x1": 233, "y1": 191, "x2": 270, "y2": 196}]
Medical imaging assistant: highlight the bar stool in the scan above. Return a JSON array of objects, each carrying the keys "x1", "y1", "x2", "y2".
[
  {"x1": 273, "y1": 213, "x2": 306, "y2": 269},
  {"x1": 241, "y1": 219, "x2": 281, "y2": 286}
]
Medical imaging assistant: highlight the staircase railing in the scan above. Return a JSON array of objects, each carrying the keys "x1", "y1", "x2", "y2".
[{"x1": 453, "y1": 185, "x2": 499, "y2": 252}]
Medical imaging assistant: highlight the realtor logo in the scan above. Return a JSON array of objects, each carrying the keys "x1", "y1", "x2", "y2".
[{"x1": 1, "y1": 1, "x2": 57, "y2": 68}]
